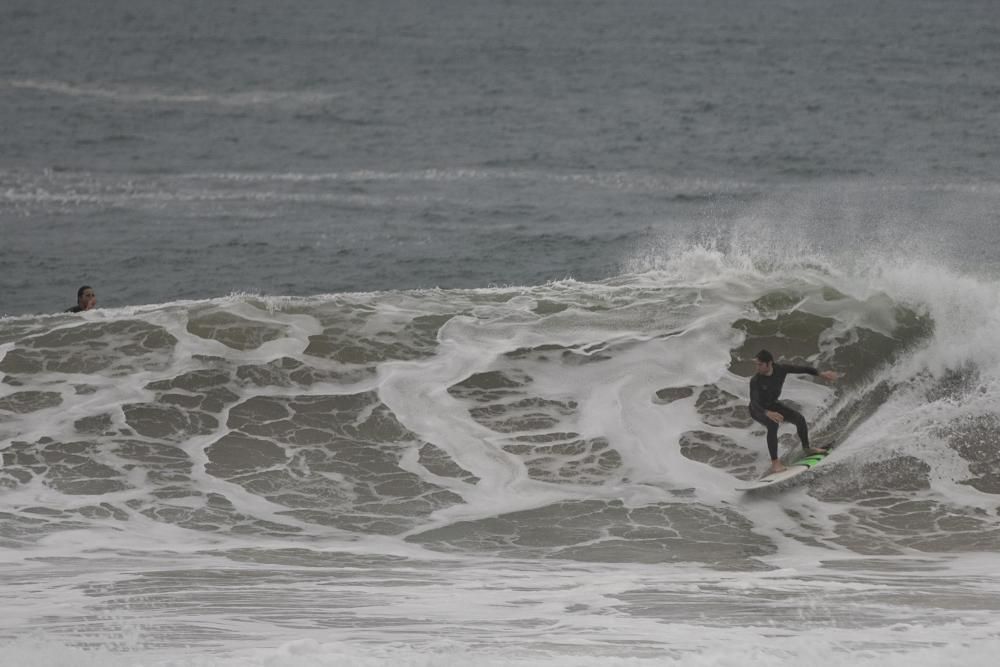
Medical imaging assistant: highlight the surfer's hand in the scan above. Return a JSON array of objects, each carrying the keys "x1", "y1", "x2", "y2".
[
  {"x1": 820, "y1": 370, "x2": 840, "y2": 381},
  {"x1": 766, "y1": 410, "x2": 784, "y2": 423}
]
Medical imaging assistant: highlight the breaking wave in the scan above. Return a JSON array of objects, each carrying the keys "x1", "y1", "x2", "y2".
[{"x1": 2, "y1": 244, "x2": 1000, "y2": 567}]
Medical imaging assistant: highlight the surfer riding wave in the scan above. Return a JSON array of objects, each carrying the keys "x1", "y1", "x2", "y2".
[{"x1": 748, "y1": 349, "x2": 840, "y2": 474}]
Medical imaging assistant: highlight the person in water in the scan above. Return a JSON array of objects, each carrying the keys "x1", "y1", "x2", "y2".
[
  {"x1": 749, "y1": 349, "x2": 840, "y2": 474},
  {"x1": 67, "y1": 285, "x2": 96, "y2": 313}
]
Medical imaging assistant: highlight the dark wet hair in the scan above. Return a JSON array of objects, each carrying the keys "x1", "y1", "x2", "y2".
[
  {"x1": 77, "y1": 285, "x2": 92, "y2": 299},
  {"x1": 754, "y1": 349, "x2": 774, "y2": 363}
]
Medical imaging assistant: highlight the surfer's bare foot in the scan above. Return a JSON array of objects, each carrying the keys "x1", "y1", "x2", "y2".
[
  {"x1": 769, "y1": 462, "x2": 786, "y2": 474},
  {"x1": 805, "y1": 447, "x2": 829, "y2": 455}
]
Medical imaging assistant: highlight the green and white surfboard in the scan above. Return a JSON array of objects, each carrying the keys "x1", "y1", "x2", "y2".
[{"x1": 737, "y1": 451, "x2": 830, "y2": 491}]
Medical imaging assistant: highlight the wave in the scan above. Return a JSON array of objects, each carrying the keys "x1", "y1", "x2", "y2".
[
  {"x1": 2, "y1": 247, "x2": 1000, "y2": 566},
  {"x1": 7, "y1": 634, "x2": 1000, "y2": 667},
  {"x1": 181, "y1": 168, "x2": 757, "y2": 196},
  {"x1": 4, "y1": 78, "x2": 342, "y2": 108},
  {"x1": 0, "y1": 166, "x2": 756, "y2": 206}
]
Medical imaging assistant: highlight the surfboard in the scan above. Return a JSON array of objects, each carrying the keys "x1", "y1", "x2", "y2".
[{"x1": 736, "y1": 451, "x2": 830, "y2": 491}]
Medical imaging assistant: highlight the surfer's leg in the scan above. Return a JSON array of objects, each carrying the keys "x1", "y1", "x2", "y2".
[
  {"x1": 764, "y1": 422, "x2": 785, "y2": 473},
  {"x1": 774, "y1": 404, "x2": 819, "y2": 451},
  {"x1": 764, "y1": 424, "x2": 779, "y2": 460},
  {"x1": 750, "y1": 407, "x2": 781, "y2": 462}
]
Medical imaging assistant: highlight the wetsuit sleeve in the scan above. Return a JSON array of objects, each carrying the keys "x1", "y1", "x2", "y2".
[
  {"x1": 781, "y1": 364, "x2": 818, "y2": 376},
  {"x1": 749, "y1": 376, "x2": 766, "y2": 412}
]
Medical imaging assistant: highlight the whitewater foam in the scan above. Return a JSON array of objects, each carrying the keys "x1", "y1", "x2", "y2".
[{"x1": 4, "y1": 250, "x2": 1000, "y2": 662}]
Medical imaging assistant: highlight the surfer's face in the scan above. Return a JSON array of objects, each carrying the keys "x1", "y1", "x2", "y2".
[
  {"x1": 78, "y1": 288, "x2": 96, "y2": 310},
  {"x1": 754, "y1": 359, "x2": 773, "y2": 375}
]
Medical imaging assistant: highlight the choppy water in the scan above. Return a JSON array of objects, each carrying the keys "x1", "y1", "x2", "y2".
[{"x1": 2, "y1": 0, "x2": 1000, "y2": 665}]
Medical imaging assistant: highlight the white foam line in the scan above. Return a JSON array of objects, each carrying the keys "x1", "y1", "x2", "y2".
[
  {"x1": 5, "y1": 79, "x2": 342, "y2": 107},
  {"x1": 0, "y1": 189, "x2": 418, "y2": 207},
  {"x1": 177, "y1": 168, "x2": 757, "y2": 193}
]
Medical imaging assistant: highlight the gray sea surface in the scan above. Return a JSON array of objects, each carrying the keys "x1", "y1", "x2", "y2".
[{"x1": 2, "y1": 0, "x2": 1000, "y2": 316}]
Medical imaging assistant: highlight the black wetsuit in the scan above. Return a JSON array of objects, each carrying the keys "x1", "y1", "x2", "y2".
[
  {"x1": 66, "y1": 305, "x2": 84, "y2": 313},
  {"x1": 748, "y1": 364, "x2": 817, "y2": 460}
]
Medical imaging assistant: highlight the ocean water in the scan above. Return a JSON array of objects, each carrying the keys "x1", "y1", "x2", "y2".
[{"x1": 3, "y1": 1, "x2": 1000, "y2": 665}]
